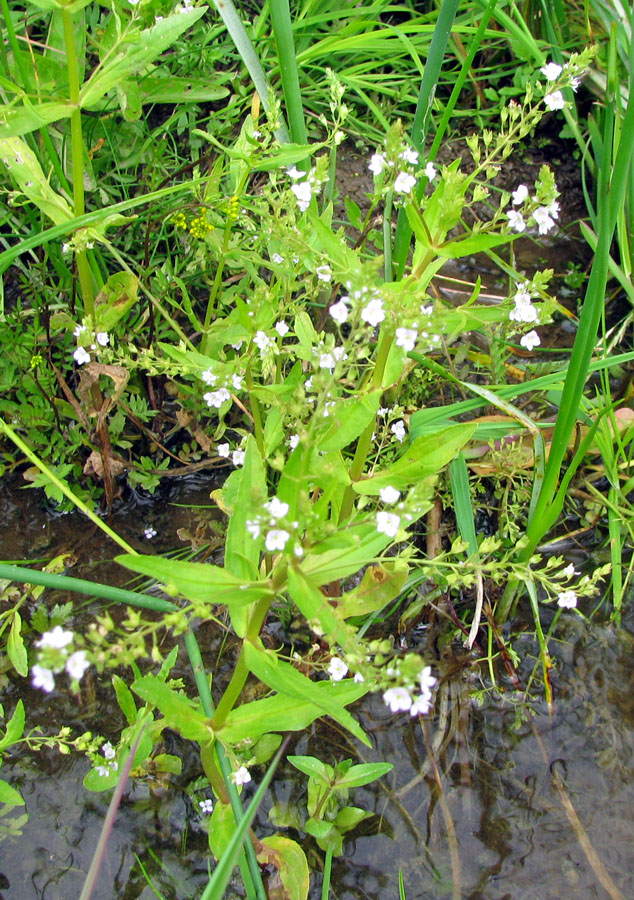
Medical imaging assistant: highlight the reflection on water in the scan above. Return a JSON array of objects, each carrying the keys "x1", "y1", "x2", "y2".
[{"x1": 1, "y1": 479, "x2": 633, "y2": 899}]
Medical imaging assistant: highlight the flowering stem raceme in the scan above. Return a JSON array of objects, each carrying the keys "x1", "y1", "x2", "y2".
[{"x1": 62, "y1": 9, "x2": 94, "y2": 318}]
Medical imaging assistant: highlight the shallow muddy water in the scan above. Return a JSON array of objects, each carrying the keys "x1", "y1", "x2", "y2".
[{"x1": 1, "y1": 478, "x2": 633, "y2": 900}]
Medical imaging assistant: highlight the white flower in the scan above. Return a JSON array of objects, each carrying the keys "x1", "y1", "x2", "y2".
[
  {"x1": 265, "y1": 529, "x2": 289, "y2": 551},
  {"x1": 400, "y1": 148, "x2": 419, "y2": 165},
  {"x1": 419, "y1": 665, "x2": 437, "y2": 694},
  {"x1": 424, "y1": 162, "x2": 437, "y2": 180},
  {"x1": 533, "y1": 206, "x2": 556, "y2": 234},
  {"x1": 512, "y1": 184, "x2": 529, "y2": 205},
  {"x1": 96, "y1": 332, "x2": 109, "y2": 346},
  {"x1": 316, "y1": 265, "x2": 332, "y2": 283},
  {"x1": 420, "y1": 304, "x2": 433, "y2": 316},
  {"x1": 291, "y1": 181, "x2": 312, "y2": 211},
  {"x1": 66, "y1": 651, "x2": 90, "y2": 680},
  {"x1": 562, "y1": 563, "x2": 576, "y2": 578},
  {"x1": 73, "y1": 324, "x2": 87, "y2": 337},
  {"x1": 544, "y1": 90, "x2": 565, "y2": 111},
  {"x1": 144, "y1": 526, "x2": 157, "y2": 539},
  {"x1": 383, "y1": 687, "x2": 412, "y2": 713},
  {"x1": 102, "y1": 742, "x2": 116, "y2": 760},
  {"x1": 95, "y1": 765, "x2": 110, "y2": 777},
  {"x1": 232, "y1": 374, "x2": 244, "y2": 390},
  {"x1": 410, "y1": 693, "x2": 433, "y2": 716},
  {"x1": 202, "y1": 368, "x2": 217, "y2": 385},
  {"x1": 73, "y1": 347, "x2": 91, "y2": 365},
  {"x1": 217, "y1": 443, "x2": 230, "y2": 458},
  {"x1": 232, "y1": 449, "x2": 245, "y2": 466},
  {"x1": 330, "y1": 299, "x2": 349, "y2": 325},
  {"x1": 62, "y1": 243, "x2": 72, "y2": 254},
  {"x1": 395, "y1": 327, "x2": 418, "y2": 352},
  {"x1": 509, "y1": 298, "x2": 539, "y2": 324},
  {"x1": 376, "y1": 511, "x2": 401, "y2": 538},
  {"x1": 271, "y1": 253, "x2": 284, "y2": 264},
  {"x1": 253, "y1": 331, "x2": 272, "y2": 352},
  {"x1": 204, "y1": 388, "x2": 230, "y2": 408},
  {"x1": 541, "y1": 62, "x2": 563, "y2": 81},
  {"x1": 264, "y1": 496, "x2": 289, "y2": 519},
  {"x1": 368, "y1": 153, "x2": 386, "y2": 176},
  {"x1": 391, "y1": 420, "x2": 406, "y2": 442},
  {"x1": 275, "y1": 321, "x2": 289, "y2": 337},
  {"x1": 31, "y1": 665, "x2": 55, "y2": 693},
  {"x1": 353, "y1": 672, "x2": 365, "y2": 683},
  {"x1": 319, "y1": 352, "x2": 335, "y2": 371},
  {"x1": 287, "y1": 165, "x2": 304, "y2": 179},
  {"x1": 288, "y1": 433, "x2": 300, "y2": 450},
  {"x1": 232, "y1": 766, "x2": 252, "y2": 786},
  {"x1": 37, "y1": 626, "x2": 74, "y2": 649},
  {"x1": 557, "y1": 590, "x2": 577, "y2": 609},
  {"x1": 199, "y1": 798, "x2": 214, "y2": 814},
  {"x1": 394, "y1": 171, "x2": 416, "y2": 194},
  {"x1": 328, "y1": 657, "x2": 349, "y2": 681},
  {"x1": 507, "y1": 210, "x2": 526, "y2": 232},
  {"x1": 547, "y1": 200, "x2": 560, "y2": 219},
  {"x1": 520, "y1": 330, "x2": 541, "y2": 351},
  {"x1": 361, "y1": 297, "x2": 385, "y2": 327},
  {"x1": 246, "y1": 520, "x2": 260, "y2": 539},
  {"x1": 570, "y1": 76, "x2": 581, "y2": 91},
  {"x1": 379, "y1": 486, "x2": 401, "y2": 504}
]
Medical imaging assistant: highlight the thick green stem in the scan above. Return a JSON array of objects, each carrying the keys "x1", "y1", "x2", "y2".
[
  {"x1": 62, "y1": 9, "x2": 94, "y2": 317},
  {"x1": 245, "y1": 363, "x2": 265, "y2": 456}
]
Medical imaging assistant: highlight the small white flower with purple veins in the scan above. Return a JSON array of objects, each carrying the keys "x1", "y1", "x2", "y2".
[
  {"x1": 368, "y1": 153, "x2": 386, "y2": 176},
  {"x1": 376, "y1": 511, "x2": 401, "y2": 538},
  {"x1": 37, "y1": 626, "x2": 74, "y2": 649},
  {"x1": 217, "y1": 443, "x2": 230, "y2": 458},
  {"x1": 199, "y1": 798, "x2": 214, "y2": 814},
  {"x1": 533, "y1": 206, "x2": 556, "y2": 234},
  {"x1": 419, "y1": 665, "x2": 437, "y2": 694},
  {"x1": 202, "y1": 368, "x2": 217, "y2": 385},
  {"x1": 73, "y1": 324, "x2": 87, "y2": 337},
  {"x1": 330, "y1": 299, "x2": 349, "y2": 325},
  {"x1": 379, "y1": 486, "x2": 401, "y2": 504},
  {"x1": 31, "y1": 665, "x2": 55, "y2": 693},
  {"x1": 562, "y1": 563, "x2": 576, "y2": 579},
  {"x1": 410, "y1": 693, "x2": 433, "y2": 716},
  {"x1": 232, "y1": 449, "x2": 245, "y2": 467},
  {"x1": 291, "y1": 181, "x2": 312, "y2": 211},
  {"x1": 204, "y1": 388, "x2": 230, "y2": 408},
  {"x1": 361, "y1": 297, "x2": 385, "y2": 327},
  {"x1": 246, "y1": 520, "x2": 260, "y2": 539},
  {"x1": 316, "y1": 265, "x2": 332, "y2": 283},
  {"x1": 424, "y1": 162, "x2": 437, "y2": 180},
  {"x1": 507, "y1": 210, "x2": 526, "y2": 232},
  {"x1": 264, "y1": 497, "x2": 289, "y2": 520},
  {"x1": 319, "y1": 352, "x2": 336, "y2": 371},
  {"x1": 544, "y1": 90, "x2": 565, "y2": 111},
  {"x1": 102, "y1": 742, "x2": 116, "y2": 760},
  {"x1": 73, "y1": 347, "x2": 91, "y2": 365},
  {"x1": 232, "y1": 766, "x2": 251, "y2": 786},
  {"x1": 66, "y1": 651, "x2": 90, "y2": 681},
  {"x1": 391, "y1": 420, "x2": 406, "y2": 442},
  {"x1": 96, "y1": 332, "x2": 110, "y2": 346},
  {"x1": 395, "y1": 327, "x2": 418, "y2": 352},
  {"x1": 328, "y1": 657, "x2": 349, "y2": 682},
  {"x1": 383, "y1": 687, "x2": 412, "y2": 713},
  {"x1": 557, "y1": 590, "x2": 577, "y2": 609},
  {"x1": 541, "y1": 62, "x2": 563, "y2": 81},
  {"x1": 271, "y1": 253, "x2": 284, "y2": 264},
  {"x1": 512, "y1": 184, "x2": 529, "y2": 205},
  {"x1": 520, "y1": 330, "x2": 541, "y2": 351},
  {"x1": 394, "y1": 171, "x2": 416, "y2": 194},
  {"x1": 232, "y1": 374, "x2": 244, "y2": 390},
  {"x1": 265, "y1": 529, "x2": 290, "y2": 552},
  {"x1": 253, "y1": 331, "x2": 272, "y2": 352},
  {"x1": 287, "y1": 165, "x2": 304, "y2": 179},
  {"x1": 288, "y1": 433, "x2": 300, "y2": 450},
  {"x1": 400, "y1": 148, "x2": 419, "y2": 165},
  {"x1": 275, "y1": 321, "x2": 289, "y2": 337},
  {"x1": 144, "y1": 526, "x2": 157, "y2": 539}
]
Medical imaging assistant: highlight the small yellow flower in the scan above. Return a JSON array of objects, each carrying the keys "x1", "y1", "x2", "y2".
[
  {"x1": 171, "y1": 211, "x2": 188, "y2": 230},
  {"x1": 30, "y1": 353, "x2": 43, "y2": 369},
  {"x1": 189, "y1": 215, "x2": 214, "y2": 238}
]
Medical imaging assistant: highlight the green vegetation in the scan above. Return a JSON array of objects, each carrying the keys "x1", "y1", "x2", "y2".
[{"x1": 1, "y1": 0, "x2": 633, "y2": 897}]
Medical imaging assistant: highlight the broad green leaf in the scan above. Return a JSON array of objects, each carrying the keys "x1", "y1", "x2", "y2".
[
  {"x1": 263, "y1": 406, "x2": 284, "y2": 457},
  {"x1": 337, "y1": 560, "x2": 408, "y2": 618},
  {"x1": 208, "y1": 800, "x2": 237, "y2": 861},
  {"x1": 0, "y1": 137, "x2": 73, "y2": 223},
  {"x1": 218, "y1": 681, "x2": 366, "y2": 744},
  {"x1": 131, "y1": 676, "x2": 211, "y2": 743},
  {"x1": 0, "y1": 101, "x2": 73, "y2": 139},
  {"x1": 286, "y1": 566, "x2": 358, "y2": 654},
  {"x1": 8, "y1": 612, "x2": 27, "y2": 677},
  {"x1": 436, "y1": 230, "x2": 517, "y2": 258},
  {"x1": 335, "y1": 762, "x2": 393, "y2": 789},
  {"x1": 94, "y1": 271, "x2": 138, "y2": 333},
  {"x1": 152, "y1": 753, "x2": 182, "y2": 775},
  {"x1": 112, "y1": 674, "x2": 137, "y2": 726},
  {"x1": 243, "y1": 641, "x2": 370, "y2": 746},
  {"x1": 116, "y1": 554, "x2": 271, "y2": 609},
  {"x1": 140, "y1": 74, "x2": 230, "y2": 104},
  {"x1": 352, "y1": 423, "x2": 477, "y2": 494},
  {"x1": 0, "y1": 779, "x2": 24, "y2": 807},
  {"x1": 256, "y1": 835, "x2": 310, "y2": 900},
  {"x1": 300, "y1": 524, "x2": 392, "y2": 585},
  {"x1": 81, "y1": 9, "x2": 207, "y2": 108},
  {"x1": 335, "y1": 806, "x2": 370, "y2": 832},
  {"x1": 287, "y1": 755, "x2": 330, "y2": 781},
  {"x1": 0, "y1": 700, "x2": 25, "y2": 752},
  {"x1": 316, "y1": 391, "x2": 381, "y2": 452}
]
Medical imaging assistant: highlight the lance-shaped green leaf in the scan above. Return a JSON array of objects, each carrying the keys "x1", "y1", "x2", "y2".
[
  {"x1": 218, "y1": 681, "x2": 366, "y2": 744},
  {"x1": 0, "y1": 700, "x2": 25, "y2": 752},
  {"x1": 243, "y1": 641, "x2": 370, "y2": 746},
  {"x1": 0, "y1": 137, "x2": 73, "y2": 223},
  {"x1": 337, "y1": 559, "x2": 408, "y2": 618},
  {"x1": 286, "y1": 567, "x2": 357, "y2": 654},
  {"x1": 315, "y1": 390, "x2": 382, "y2": 452},
  {"x1": 131, "y1": 676, "x2": 212, "y2": 742},
  {"x1": 300, "y1": 523, "x2": 392, "y2": 585},
  {"x1": 81, "y1": 9, "x2": 207, "y2": 109},
  {"x1": 116, "y1": 554, "x2": 272, "y2": 609},
  {"x1": 224, "y1": 434, "x2": 267, "y2": 586},
  {"x1": 352, "y1": 423, "x2": 477, "y2": 494},
  {"x1": 0, "y1": 101, "x2": 73, "y2": 139}
]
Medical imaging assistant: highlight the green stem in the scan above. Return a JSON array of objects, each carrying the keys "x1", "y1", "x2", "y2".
[
  {"x1": 321, "y1": 844, "x2": 334, "y2": 900},
  {"x1": 203, "y1": 217, "x2": 232, "y2": 339},
  {"x1": 62, "y1": 8, "x2": 94, "y2": 317},
  {"x1": 245, "y1": 363, "x2": 265, "y2": 456}
]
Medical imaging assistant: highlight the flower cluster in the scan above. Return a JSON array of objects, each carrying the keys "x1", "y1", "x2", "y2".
[
  {"x1": 72, "y1": 323, "x2": 110, "y2": 366},
  {"x1": 31, "y1": 626, "x2": 90, "y2": 693},
  {"x1": 368, "y1": 142, "x2": 437, "y2": 198},
  {"x1": 245, "y1": 495, "x2": 303, "y2": 556},
  {"x1": 94, "y1": 741, "x2": 118, "y2": 778},
  {"x1": 201, "y1": 365, "x2": 245, "y2": 410},
  {"x1": 383, "y1": 665, "x2": 437, "y2": 717},
  {"x1": 287, "y1": 164, "x2": 327, "y2": 212}
]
